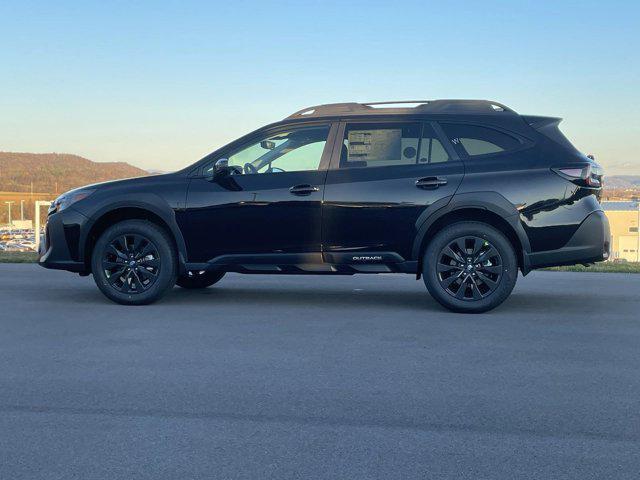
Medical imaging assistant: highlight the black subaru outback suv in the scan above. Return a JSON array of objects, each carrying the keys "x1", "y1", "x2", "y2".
[{"x1": 39, "y1": 100, "x2": 609, "y2": 312}]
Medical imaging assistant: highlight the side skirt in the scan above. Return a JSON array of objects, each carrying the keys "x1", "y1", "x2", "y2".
[{"x1": 184, "y1": 252, "x2": 418, "y2": 275}]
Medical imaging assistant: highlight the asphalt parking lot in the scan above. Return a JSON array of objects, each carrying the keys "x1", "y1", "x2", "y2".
[{"x1": 0, "y1": 264, "x2": 639, "y2": 479}]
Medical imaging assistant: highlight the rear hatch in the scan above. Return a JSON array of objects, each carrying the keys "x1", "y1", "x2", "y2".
[{"x1": 523, "y1": 115, "x2": 604, "y2": 201}]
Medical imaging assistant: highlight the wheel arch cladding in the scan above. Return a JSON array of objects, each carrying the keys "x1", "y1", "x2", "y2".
[
  {"x1": 414, "y1": 199, "x2": 529, "y2": 275},
  {"x1": 82, "y1": 206, "x2": 187, "y2": 273}
]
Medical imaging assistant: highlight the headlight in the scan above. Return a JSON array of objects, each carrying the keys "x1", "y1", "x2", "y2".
[{"x1": 51, "y1": 189, "x2": 96, "y2": 214}]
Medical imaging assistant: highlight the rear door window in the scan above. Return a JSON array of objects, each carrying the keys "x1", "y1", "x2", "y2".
[
  {"x1": 339, "y1": 123, "x2": 420, "y2": 168},
  {"x1": 440, "y1": 124, "x2": 521, "y2": 157}
]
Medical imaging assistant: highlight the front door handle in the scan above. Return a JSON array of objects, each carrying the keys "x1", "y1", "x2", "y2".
[
  {"x1": 289, "y1": 184, "x2": 320, "y2": 196},
  {"x1": 415, "y1": 177, "x2": 448, "y2": 189}
]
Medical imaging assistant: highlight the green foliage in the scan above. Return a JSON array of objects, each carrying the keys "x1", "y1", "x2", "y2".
[
  {"x1": 0, "y1": 252, "x2": 38, "y2": 263},
  {"x1": 544, "y1": 262, "x2": 640, "y2": 273}
]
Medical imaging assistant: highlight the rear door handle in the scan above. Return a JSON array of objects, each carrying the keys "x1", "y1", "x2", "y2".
[
  {"x1": 415, "y1": 176, "x2": 448, "y2": 189},
  {"x1": 289, "y1": 184, "x2": 320, "y2": 196}
]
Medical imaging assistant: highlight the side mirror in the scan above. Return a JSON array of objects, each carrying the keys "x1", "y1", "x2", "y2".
[
  {"x1": 212, "y1": 158, "x2": 231, "y2": 180},
  {"x1": 215, "y1": 158, "x2": 229, "y2": 172},
  {"x1": 209, "y1": 158, "x2": 242, "y2": 182},
  {"x1": 210, "y1": 158, "x2": 243, "y2": 191},
  {"x1": 260, "y1": 140, "x2": 276, "y2": 150},
  {"x1": 203, "y1": 158, "x2": 226, "y2": 181}
]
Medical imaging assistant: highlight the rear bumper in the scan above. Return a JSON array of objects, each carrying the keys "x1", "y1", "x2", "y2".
[
  {"x1": 38, "y1": 208, "x2": 87, "y2": 273},
  {"x1": 524, "y1": 210, "x2": 610, "y2": 271}
]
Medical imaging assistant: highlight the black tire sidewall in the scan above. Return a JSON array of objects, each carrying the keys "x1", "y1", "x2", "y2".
[
  {"x1": 176, "y1": 271, "x2": 225, "y2": 289},
  {"x1": 423, "y1": 222, "x2": 518, "y2": 313},
  {"x1": 91, "y1": 220, "x2": 177, "y2": 305}
]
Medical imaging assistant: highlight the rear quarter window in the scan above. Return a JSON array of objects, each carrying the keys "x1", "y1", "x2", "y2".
[{"x1": 441, "y1": 124, "x2": 521, "y2": 157}]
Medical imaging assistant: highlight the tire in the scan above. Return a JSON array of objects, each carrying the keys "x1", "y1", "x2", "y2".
[
  {"x1": 91, "y1": 220, "x2": 178, "y2": 305},
  {"x1": 423, "y1": 221, "x2": 518, "y2": 313},
  {"x1": 176, "y1": 270, "x2": 225, "y2": 289}
]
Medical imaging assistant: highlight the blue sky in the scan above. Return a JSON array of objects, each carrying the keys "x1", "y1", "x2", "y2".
[{"x1": 1, "y1": 0, "x2": 639, "y2": 173}]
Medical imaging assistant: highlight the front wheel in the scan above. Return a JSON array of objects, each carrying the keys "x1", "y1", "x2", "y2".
[
  {"x1": 91, "y1": 220, "x2": 178, "y2": 305},
  {"x1": 423, "y1": 222, "x2": 518, "y2": 313}
]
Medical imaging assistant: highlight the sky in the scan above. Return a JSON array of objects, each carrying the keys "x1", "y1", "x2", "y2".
[{"x1": 1, "y1": 0, "x2": 639, "y2": 174}]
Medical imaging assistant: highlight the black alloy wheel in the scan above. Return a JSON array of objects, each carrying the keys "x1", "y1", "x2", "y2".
[
  {"x1": 102, "y1": 234, "x2": 160, "y2": 294},
  {"x1": 437, "y1": 236, "x2": 503, "y2": 301},
  {"x1": 92, "y1": 220, "x2": 177, "y2": 305},
  {"x1": 423, "y1": 221, "x2": 517, "y2": 313}
]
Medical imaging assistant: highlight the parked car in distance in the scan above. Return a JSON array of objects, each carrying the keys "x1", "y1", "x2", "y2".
[{"x1": 39, "y1": 100, "x2": 609, "y2": 312}]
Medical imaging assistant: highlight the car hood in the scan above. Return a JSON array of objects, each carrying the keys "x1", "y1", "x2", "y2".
[
  {"x1": 52, "y1": 173, "x2": 178, "y2": 207},
  {"x1": 63, "y1": 172, "x2": 174, "y2": 194}
]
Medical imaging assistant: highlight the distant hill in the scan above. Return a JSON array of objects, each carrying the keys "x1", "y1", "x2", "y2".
[
  {"x1": 0, "y1": 152, "x2": 148, "y2": 194},
  {"x1": 606, "y1": 175, "x2": 640, "y2": 190}
]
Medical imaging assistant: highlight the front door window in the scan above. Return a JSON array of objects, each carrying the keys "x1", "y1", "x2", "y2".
[{"x1": 217, "y1": 126, "x2": 330, "y2": 175}]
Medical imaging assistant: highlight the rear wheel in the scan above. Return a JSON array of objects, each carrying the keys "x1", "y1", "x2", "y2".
[
  {"x1": 91, "y1": 220, "x2": 177, "y2": 305},
  {"x1": 176, "y1": 270, "x2": 225, "y2": 289},
  {"x1": 423, "y1": 222, "x2": 517, "y2": 313}
]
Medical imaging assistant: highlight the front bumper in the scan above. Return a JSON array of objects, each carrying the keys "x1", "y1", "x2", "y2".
[
  {"x1": 38, "y1": 208, "x2": 88, "y2": 273},
  {"x1": 525, "y1": 210, "x2": 610, "y2": 270}
]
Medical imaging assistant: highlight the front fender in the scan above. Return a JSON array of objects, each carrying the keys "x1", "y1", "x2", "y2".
[{"x1": 76, "y1": 193, "x2": 189, "y2": 270}]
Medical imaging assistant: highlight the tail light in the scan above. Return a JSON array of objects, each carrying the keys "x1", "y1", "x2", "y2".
[{"x1": 552, "y1": 163, "x2": 603, "y2": 188}]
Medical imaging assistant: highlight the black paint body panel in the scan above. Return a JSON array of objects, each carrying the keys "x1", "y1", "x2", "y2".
[
  {"x1": 38, "y1": 109, "x2": 610, "y2": 276},
  {"x1": 323, "y1": 161, "x2": 464, "y2": 260},
  {"x1": 183, "y1": 171, "x2": 326, "y2": 262}
]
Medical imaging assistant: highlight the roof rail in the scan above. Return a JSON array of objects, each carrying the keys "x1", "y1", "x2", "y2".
[{"x1": 286, "y1": 100, "x2": 516, "y2": 119}]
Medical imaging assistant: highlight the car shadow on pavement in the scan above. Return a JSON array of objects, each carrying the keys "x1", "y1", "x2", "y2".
[
  {"x1": 15, "y1": 277, "x2": 443, "y2": 312},
  {"x1": 30, "y1": 276, "x2": 618, "y2": 316},
  {"x1": 165, "y1": 288, "x2": 609, "y2": 315},
  {"x1": 165, "y1": 285, "x2": 441, "y2": 312}
]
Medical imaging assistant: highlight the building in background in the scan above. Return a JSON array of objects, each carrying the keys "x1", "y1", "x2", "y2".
[{"x1": 602, "y1": 201, "x2": 640, "y2": 262}]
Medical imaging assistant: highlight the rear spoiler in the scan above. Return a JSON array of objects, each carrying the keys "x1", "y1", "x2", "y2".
[
  {"x1": 521, "y1": 115, "x2": 579, "y2": 152},
  {"x1": 521, "y1": 115, "x2": 562, "y2": 129}
]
